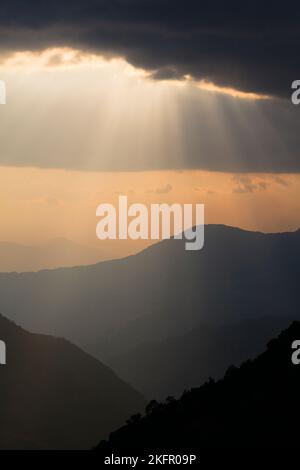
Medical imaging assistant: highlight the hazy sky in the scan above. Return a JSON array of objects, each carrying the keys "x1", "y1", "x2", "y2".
[
  {"x1": 0, "y1": 3, "x2": 299, "y2": 253},
  {"x1": 0, "y1": 164, "x2": 299, "y2": 248}
]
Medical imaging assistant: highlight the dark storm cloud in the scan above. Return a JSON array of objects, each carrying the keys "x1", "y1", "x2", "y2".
[{"x1": 0, "y1": 0, "x2": 299, "y2": 97}]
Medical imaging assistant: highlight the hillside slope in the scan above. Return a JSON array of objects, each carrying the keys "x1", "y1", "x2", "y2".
[
  {"x1": 109, "y1": 316, "x2": 292, "y2": 398},
  {"x1": 0, "y1": 314, "x2": 145, "y2": 449}
]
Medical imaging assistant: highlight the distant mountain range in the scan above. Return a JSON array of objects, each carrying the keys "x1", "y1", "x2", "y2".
[
  {"x1": 0, "y1": 238, "x2": 106, "y2": 272},
  {"x1": 0, "y1": 238, "x2": 148, "y2": 272},
  {"x1": 0, "y1": 225, "x2": 299, "y2": 398},
  {"x1": 96, "y1": 321, "x2": 300, "y2": 452},
  {"x1": 0, "y1": 313, "x2": 145, "y2": 449},
  {"x1": 0, "y1": 225, "x2": 299, "y2": 345}
]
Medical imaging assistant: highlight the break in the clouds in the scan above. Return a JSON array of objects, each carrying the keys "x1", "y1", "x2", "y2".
[
  {"x1": 0, "y1": 0, "x2": 299, "y2": 98},
  {"x1": 1, "y1": 57, "x2": 300, "y2": 173}
]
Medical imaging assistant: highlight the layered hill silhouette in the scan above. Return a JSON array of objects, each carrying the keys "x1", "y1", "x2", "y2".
[
  {"x1": 0, "y1": 313, "x2": 145, "y2": 449},
  {"x1": 109, "y1": 316, "x2": 292, "y2": 399},
  {"x1": 97, "y1": 322, "x2": 300, "y2": 452},
  {"x1": 0, "y1": 225, "x2": 299, "y2": 364}
]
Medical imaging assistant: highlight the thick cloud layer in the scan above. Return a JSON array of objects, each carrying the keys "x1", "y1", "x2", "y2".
[{"x1": 0, "y1": 0, "x2": 299, "y2": 97}]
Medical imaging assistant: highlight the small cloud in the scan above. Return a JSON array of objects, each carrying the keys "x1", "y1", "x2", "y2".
[
  {"x1": 232, "y1": 184, "x2": 255, "y2": 194},
  {"x1": 46, "y1": 197, "x2": 59, "y2": 206},
  {"x1": 114, "y1": 189, "x2": 136, "y2": 196},
  {"x1": 232, "y1": 175, "x2": 269, "y2": 194},
  {"x1": 274, "y1": 176, "x2": 289, "y2": 187},
  {"x1": 45, "y1": 49, "x2": 87, "y2": 68},
  {"x1": 195, "y1": 187, "x2": 216, "y2": 195},
  {"x1": 258, "y1": 181, "x2": 269, "y2": 190},
  {"x1": 146, "y1": 184, "x2": 172, "y2": 194},
  {"x1": 46, "y1": 54, "x2": 64, "y2": 67}
]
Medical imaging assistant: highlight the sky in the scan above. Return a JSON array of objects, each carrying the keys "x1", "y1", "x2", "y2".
[{"x1": 0, "y1": 2, "x2": 299, "y2": 258}]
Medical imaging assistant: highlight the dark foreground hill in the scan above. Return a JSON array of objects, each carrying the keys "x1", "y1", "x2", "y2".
[
  {"x1": 96, "y1": 322, "x2": 300, "y2": 452},
  {"x1": 0, "y1": 314, "x2": 145, "y2": 450}
]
